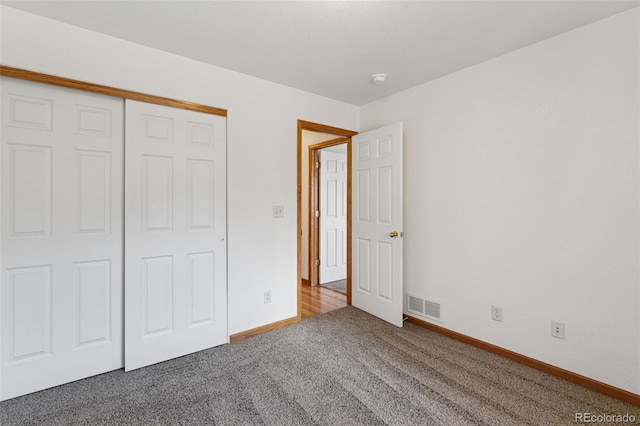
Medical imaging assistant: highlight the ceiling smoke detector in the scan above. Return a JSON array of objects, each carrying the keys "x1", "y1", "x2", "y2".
[{"x1": 370, "y1": 73, "x2": 387, "y2": 85}]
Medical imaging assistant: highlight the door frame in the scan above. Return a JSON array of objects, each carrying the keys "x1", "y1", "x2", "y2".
[
  {"x1": 309, "y1": 137, "x2": 347, "y2": 287},
  {"x1": 297, "y1": 120, "x2": 357, "y2": 318}
]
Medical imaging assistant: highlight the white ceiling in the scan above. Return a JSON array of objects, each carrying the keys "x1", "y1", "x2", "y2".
[{"x1": 3, "y1": 1, "x2": 639, "y2": 106}]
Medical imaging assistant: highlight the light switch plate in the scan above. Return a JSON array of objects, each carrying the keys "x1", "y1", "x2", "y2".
[{"x1": 273, "y1": 205, "x2": 284, "y2": 218}]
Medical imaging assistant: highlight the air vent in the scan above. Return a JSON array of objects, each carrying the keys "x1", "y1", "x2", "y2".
[
  {"x1": 406, "y1": 293, "x2": 442, "y2": 322},
  {"x1": 425, "y1": 300, "x2": 441, "y2": 319},
  {"x1": 408, "y1": 295, "x2": 424, "y2": 313}
]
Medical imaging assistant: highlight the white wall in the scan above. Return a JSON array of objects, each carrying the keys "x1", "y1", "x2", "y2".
[
  {"x1": 361, "y1": 8, "x2": 640, "y2": 394},
  {"x1": 0, "y1": 6, "x2": 359, "y2": 335}
]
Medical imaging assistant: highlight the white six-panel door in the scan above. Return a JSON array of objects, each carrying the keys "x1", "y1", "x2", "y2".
[
  {"x1": 124, "y1": 100, "x2": 227, "y2": 371},
  {"x1": 1, "y1": 78, "x2": 124, "y2": 400},
  {"x1": 352, "y1": 123, "x2": 404, "y2": 327},
  {"x1": 319, "y1": 149, "x2": 347, "y2": 284}
]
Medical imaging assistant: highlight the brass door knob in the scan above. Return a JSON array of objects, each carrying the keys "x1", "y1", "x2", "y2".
[{"x1": 389, "y1": 231, "x2": 399, "y2": 238}]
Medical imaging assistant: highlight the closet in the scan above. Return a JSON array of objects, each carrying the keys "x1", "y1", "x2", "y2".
[{"x1": 0, "y1": 75, "x2": 227, "y2": 400}]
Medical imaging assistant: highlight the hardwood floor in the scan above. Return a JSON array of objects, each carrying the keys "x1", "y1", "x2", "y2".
[{"x1": 301, "y1": 282, "x2": 347, "y2": 319}]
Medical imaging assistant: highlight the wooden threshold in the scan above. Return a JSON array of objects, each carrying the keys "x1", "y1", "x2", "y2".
[
  {"x1": 0, "y1": 65, "x2": 227, "y2": 117},
  {"x1": 406, "y1": 315, "x2": 640, "y2": 407}
]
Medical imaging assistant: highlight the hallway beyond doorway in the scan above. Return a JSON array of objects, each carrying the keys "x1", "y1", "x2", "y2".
[{"x1": 301, "y1": 281, "x2": 346, "y2": 319}]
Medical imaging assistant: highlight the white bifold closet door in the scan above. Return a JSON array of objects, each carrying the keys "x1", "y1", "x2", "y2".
[
  {"x1": 124, "y1": 100, "x2": 227, "y2": 371},
  {"x1": 1, "y1": 77, "x2": 124, "y2": 400},
  {"x1": 1, "y1": 78, "x2": 228, "y2": 400}
]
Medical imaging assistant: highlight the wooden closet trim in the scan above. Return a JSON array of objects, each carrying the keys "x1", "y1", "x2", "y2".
[{"x1": 0, "y1": 66, "x2": 227, "y2": 117}]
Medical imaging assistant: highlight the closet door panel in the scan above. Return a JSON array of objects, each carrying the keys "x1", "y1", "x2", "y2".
[
  {"x1": 125, "y1": 100, "x2": 227, "y2": 371},
  {"x1": 1, "y1": 78, "x2": 124, "y2": 401}
]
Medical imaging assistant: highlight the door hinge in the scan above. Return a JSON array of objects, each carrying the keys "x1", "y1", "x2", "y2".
[
  {"x1": 315, "y1": 259, "x2": 320, "y2": 266},
  {"x1": 315, "y1": 210, "x2": 320, "y2": 217},
  {"x1": 316, "y1": 161, "x2": 320, "y2": 169}
]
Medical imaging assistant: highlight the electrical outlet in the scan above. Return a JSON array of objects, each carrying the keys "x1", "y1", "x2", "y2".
[
  {"x1": 551, "y1": 321, "x2": 565, "y2": 339},
  {"x1": 491, "y1": 305, "x2": 503, "y2": 322},
  {"x1": 264, "y1": 290, "x2": 271, "y2": 304},
  {"x1": 272, "y1": 205, "x2": 284, "y2": 218}
]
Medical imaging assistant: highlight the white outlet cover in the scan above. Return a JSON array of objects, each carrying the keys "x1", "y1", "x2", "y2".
[{"x1": 551, "y1": 321, "x2": 565, "y2": 339}]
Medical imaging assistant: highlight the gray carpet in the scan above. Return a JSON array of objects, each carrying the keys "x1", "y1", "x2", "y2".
[
  {"x1": 319, "y1": 279, "x2": 346, "y2": 295},
  {"x1": 0, "y1": 306, "x2": 638, "y2": 425}
]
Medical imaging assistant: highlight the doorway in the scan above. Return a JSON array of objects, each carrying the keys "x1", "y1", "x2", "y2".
[
  {"x1": 311, "y1": 141, "x2": 347, "y2": 287},
  {"x1": 297, "y1": 120, "x2": 357, "y2": 319}
]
